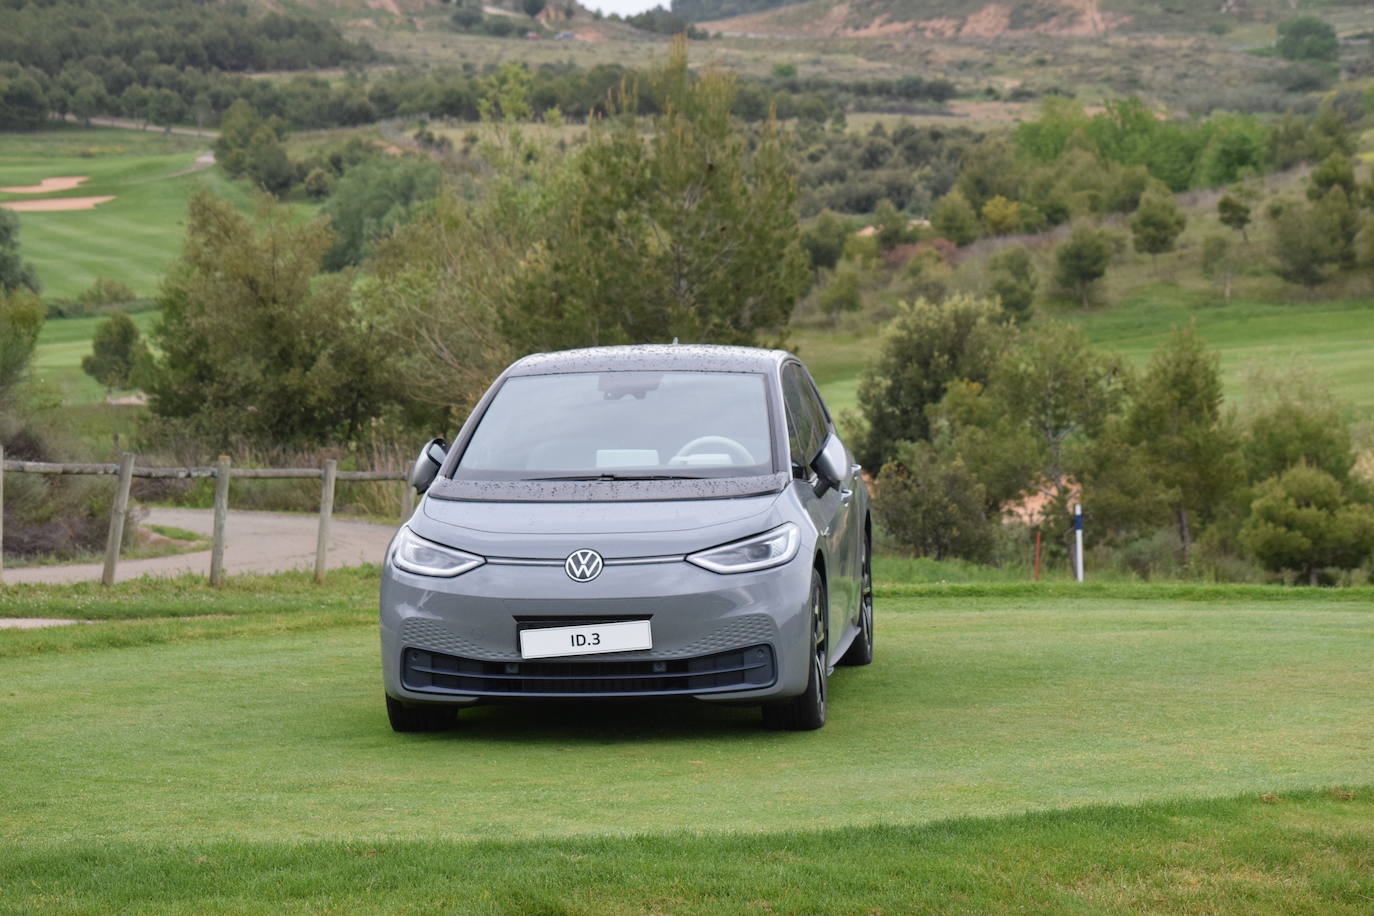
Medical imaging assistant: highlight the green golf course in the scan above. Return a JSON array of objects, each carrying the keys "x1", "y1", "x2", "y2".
[{"x1": 2, "y1": 569, "x2": 1370, "y2": 911}]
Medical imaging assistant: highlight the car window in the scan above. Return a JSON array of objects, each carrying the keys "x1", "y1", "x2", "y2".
[
  {"x1": 781, "y1": 364, "x2": 826, "y2": 470},
  {"x1": 454, "y1": 371, "x2": 775, "y2": 480}
]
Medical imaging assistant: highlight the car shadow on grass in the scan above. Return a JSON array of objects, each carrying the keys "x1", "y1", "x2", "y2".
[{"x1": 431, "y1": 699, "x2": 771, "y2": 742}]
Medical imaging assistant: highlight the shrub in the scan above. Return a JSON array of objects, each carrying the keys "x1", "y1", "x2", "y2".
[{"x1": 875, "y1": 442, "x2": 997, "y2": 563}]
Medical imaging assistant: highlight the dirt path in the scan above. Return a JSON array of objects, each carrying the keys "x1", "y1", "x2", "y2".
[
  {"x1": 57, "y1": 113, "x2": 218, "y2": 138},
  {"x1": 2, "y1": 507, "x2": 396, "y2": 587}
]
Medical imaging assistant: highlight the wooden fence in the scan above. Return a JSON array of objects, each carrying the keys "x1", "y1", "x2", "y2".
[{"x1": 0, "y1": 446, "x2": 409, "y2": 587}]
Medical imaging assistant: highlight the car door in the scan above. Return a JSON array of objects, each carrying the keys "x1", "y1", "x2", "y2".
[
  {"x1": 799, "y1": 366, "x2": 861, "y2": 627},
  {"x1": 781, "y1": 362, "x2": 848, "y2": 664}
]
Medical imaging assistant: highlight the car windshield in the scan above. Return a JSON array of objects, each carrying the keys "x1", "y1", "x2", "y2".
[{"x1": 454, "y1": 371, "x2": 774, "y2": 480}]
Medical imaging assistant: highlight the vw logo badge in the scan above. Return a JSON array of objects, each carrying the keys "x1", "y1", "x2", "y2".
[{"x1": 564, "y1": 548, "x2": 604, "y2": 582}]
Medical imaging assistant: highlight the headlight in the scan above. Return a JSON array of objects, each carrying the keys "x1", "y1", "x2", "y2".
[
  {"x1": 392, "y1": 527, "x2": 485, "y2": 578},
  {"x1": 687, "y1": 523, "x2": 800, "y2": 574}
]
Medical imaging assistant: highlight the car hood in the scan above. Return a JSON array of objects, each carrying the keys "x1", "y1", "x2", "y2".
[{"x1": 414, "y1": 491, "x2": 787, "y2": 559}]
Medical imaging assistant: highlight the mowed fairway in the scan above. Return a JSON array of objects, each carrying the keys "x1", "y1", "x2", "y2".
[
  {"x1": 0, "y1": 125, "x2": 247, "y2": 300},
  {"x1": 2, "y1": 571, "x2": 1372, "y2": 910}
]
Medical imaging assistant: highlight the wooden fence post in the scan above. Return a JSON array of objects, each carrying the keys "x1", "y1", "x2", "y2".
[
  {"x1": 0, "y1": 444, "x2": 5, "y2": 586},
  {"x1": 210, "y1": 455, "x2": 230, "y2": 587},
  {"x1": 101, "y1": 452, "x2": 136, "y2": 587},
  {"x1": 314, "y1": 459, "x2": 337, "y2": 584}
]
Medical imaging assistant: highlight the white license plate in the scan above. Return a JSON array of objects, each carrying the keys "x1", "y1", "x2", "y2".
[{"x1": 519, "y1": 620, "x2": 652, "y2": 659}]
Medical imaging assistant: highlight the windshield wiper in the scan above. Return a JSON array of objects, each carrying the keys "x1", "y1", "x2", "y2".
[{"x1": 521, "y1": 473, "x2": 708, "y2": 482}]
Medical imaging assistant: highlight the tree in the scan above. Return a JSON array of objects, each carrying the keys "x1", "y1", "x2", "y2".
[
  {"x1": 0, "y1": 289, "x2": 44, "y2": 413},
  {"x1": 1201, "y1": 235, "x2": 1239, "y2": 302},
  {"x1": 322, "y1": 155, "x2": 442, "y2": 270},
  {"x1": 1307, "y1": 153, "x2": 1356, "y2": 201},
  {"x1": 984, "y1": 321, "x2": 1121, "y2": 504},
  {"x1": 1270, "y1": 197, "x2": 1343, "y2": 288},
  {"x1": 849, "y1": 294, "x2": 1010, "y2": 473},
  {"x1": 1276, "y1": 16, "x2": 1338, "y2": 64},
  {"x1": 800, "y1": 209, "x2": 849, "y2": 273},
  {"x1": 0, "y1": 210, "x2": 40, "y2": 295},
  {"x1": 1216, "y1": 193, "x2": 1250, "y2": 241},
  {"x1": 1243, "y1": 371, "x2": 1355, "y2": 485},
  {"x1": 81, "y1": 312, "x2": 148, "y2": 394},
  {"x1": 874, "y1": 441, "x2": 997, "y2": 562},
  {"x1": 817, "y1": 265, "x2": 861, "y2": 321},
  {"x1": 931, "y1": 189, "x2": 980, "y2": 247},
  {"x1": 1120, "y1": 322, "x2": 1244, "y2": 562},
  {"x1": 145, "y1": 191, "x2": 391, "y2": 448},
  {"x1": 1131, "y1": 182, "x2": 1186, "y2": 268},
  {"x1": 981, "y1": 195, "x2": 1021, "y2": 237},
  {"x1": 243, "y1": 126, "x2": 294, "y2": 197},
  {"x1": 498, "y1": 39, "x2": 809, "y2": 353},
  {"x1": 146, "y1": 87, "x2": 184, "y2": 132},
  {"x1": 0, "y1": 65, "x2": 49, "y2": 131},
  {"x1": 1054, "y1": 225, "x2": 1112, "y2": 308},
  {"x1": 987, "y1": 246, "x2": 1037, "y2": 322},
  {"x1": 872, "y1": 198, "x2": 907, "y2": 250},
  {"x1": 522, "y1": 0, "x2": 547, "y2": 16},
  {"x1": 1240, "y1": 463, "x2": 1374, "y2": 586}
]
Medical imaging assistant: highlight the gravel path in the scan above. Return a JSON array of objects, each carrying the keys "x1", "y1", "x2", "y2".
[{"x1": 3, "y1": 507, "x2": 397, "y2": 587}]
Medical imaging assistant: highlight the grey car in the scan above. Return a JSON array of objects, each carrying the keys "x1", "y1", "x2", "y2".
[{"x1": 380, "y1": 344, "x2": 873, "y2": 732}]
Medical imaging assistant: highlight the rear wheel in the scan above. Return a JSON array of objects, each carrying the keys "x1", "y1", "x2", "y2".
[
  {"x1": 762, "y1": 570, "x2": 827, "y2": 731},
  {"x1": 839, "y1": 532, "x2": 874, "y2": 667},
  {"x1": 386, "y1": 694, "x2": 456, "y2": 733}
]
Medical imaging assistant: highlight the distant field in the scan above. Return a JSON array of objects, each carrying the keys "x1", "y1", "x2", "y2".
[
  {"x1": 0, "y1": 125, "x2": 248, "y2": 300},
  {"x1": 1, "y1": 571, "x2": 1371, "y2": 911}
]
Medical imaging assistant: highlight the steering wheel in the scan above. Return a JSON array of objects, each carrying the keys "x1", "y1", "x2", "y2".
[{"x1": 671, "y1": 435, "x2": 755, "y2": 467}]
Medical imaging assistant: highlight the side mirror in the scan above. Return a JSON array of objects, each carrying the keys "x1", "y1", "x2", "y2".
[
  {"x1": 811, "y1": 434, "x2": 849, "y2": 494},
  {"x1": 409, "y1": 437, "x2": 448, "y2": 494}
]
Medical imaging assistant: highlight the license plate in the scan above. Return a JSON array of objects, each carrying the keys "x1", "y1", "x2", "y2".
[{"x1": 519, "y1": 620, "x2": 652, "y2": 659}]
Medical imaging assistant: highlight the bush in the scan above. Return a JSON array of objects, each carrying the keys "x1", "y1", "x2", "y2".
[
  {"x1": 76, "y1": 277, "x2": 138, "y2": 308},
  {"x1": 1240, "y1": 462, "x2": 1374, "y2": 586},
  {"x1": 875, "y1": 442, "x2": 998, "y2": 563}
]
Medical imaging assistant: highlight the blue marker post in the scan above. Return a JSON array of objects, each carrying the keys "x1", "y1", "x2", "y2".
[{"x1": 1073, "y1": 503, "x2": 1084, "y2": 583}]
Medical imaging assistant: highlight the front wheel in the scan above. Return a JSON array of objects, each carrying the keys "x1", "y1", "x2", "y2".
[
  {"x1": 386, "y1": 694, "x2": 456, "y2": 733},
  {"x1": 762, "y1": 570, "x2": 827, "y2": 731}
]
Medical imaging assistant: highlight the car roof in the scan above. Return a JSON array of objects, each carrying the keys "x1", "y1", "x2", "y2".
[{"x1": 506, "y1": 344, "x2": 796, "y2": 376}]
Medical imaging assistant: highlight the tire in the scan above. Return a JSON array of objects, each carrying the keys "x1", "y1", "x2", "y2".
[
  {"x1": 386, "y1": 694, "x2": 456, "y2": 733},
  {"x1": 838, "y1": 532, "x2": 874, "y2": 667},
  {"x1": 762, "y1": 570, "x2": 827, "y2": 731}
]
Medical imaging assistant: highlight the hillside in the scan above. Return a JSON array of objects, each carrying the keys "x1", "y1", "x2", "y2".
[{"x1": 691, "y1": 0, "x2": 1370, "y2": 37}]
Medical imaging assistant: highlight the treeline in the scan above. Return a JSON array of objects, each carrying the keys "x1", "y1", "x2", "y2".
[
  {"x1": 924, "y1": 96, "x2": 1360, "y2": 245},
  {"x1": 852, "y1": 301, "x2": 1374, "y2": 585},
  {"x1": 0, "y1": 0, "x2": 374, "y2": 73},
  {"x1": 0, "y1": 0, "x2": 376, "y2": 130},
  {"x1": 125, "y1": 47, "x2": 810, "y2": 453}
]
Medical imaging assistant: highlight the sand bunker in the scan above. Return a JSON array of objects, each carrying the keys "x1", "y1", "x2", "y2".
[
  {"x1": 0, "y1": 176, "x2": 89, "y2": 194},
  {"x1": 1, "y1": 195, "x2": 115, "y2": 212}
]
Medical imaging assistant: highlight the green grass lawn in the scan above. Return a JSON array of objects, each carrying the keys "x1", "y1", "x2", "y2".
[
  {"x1": 2, "y1": 570, "x2": 1371, "y2": 911},
  {"x1": 0, "y1": 125, "x2": 251, "y2": 301}
]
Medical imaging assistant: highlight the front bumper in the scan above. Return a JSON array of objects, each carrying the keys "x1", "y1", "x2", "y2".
[{"x1": 380, "y1": 556, "x2": 813, "y2": 705}]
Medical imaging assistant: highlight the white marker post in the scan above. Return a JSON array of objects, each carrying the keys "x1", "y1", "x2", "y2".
[{"x1": 1073, "y1": 503, "x2": 1084, "y2": 583}]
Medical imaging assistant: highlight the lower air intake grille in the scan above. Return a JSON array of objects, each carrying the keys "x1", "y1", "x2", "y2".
[{"x1": 401, "y1": 644, "x2": 775, "y2": 697}]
